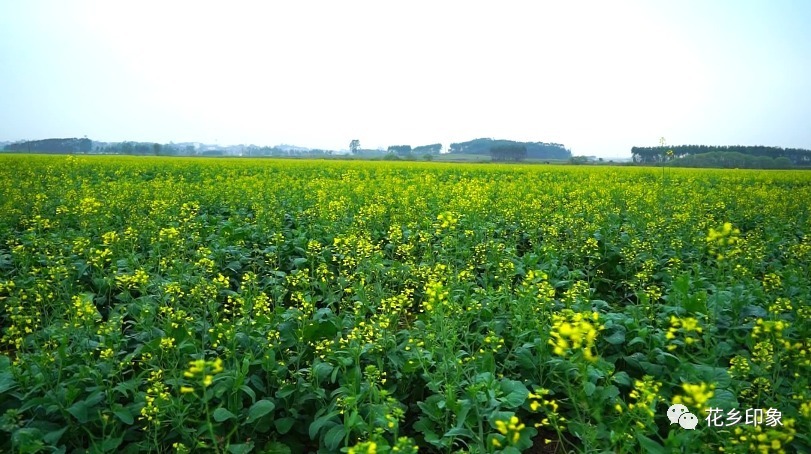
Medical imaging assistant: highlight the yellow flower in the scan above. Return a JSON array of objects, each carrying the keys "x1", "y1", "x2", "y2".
[
  {"x1": 672, "y1": 382, "x2": 714, "y2": 411},
  {"x1": 549, "y1": 310, "x2": 603, "y2": 362},
  {"x1": 493, "y1": 416, "x2": 526, "y2": 446}
]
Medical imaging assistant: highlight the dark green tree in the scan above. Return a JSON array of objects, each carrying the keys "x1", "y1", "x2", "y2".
[
  {"x1": 387, "y1": 145, "x2": 412, "y2": 156},
  {"x1": 490, "y1": 144, "x2": 527, "y2": 162}
]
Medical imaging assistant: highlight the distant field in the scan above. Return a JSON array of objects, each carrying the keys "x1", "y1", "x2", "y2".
[{"x1": 1, "y1": 155, "x2": 809, "y2": 453}]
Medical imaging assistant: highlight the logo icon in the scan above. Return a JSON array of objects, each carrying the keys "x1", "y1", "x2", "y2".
[{"x1": 668, "y1": 404, "x2": 698, "y2": 430}]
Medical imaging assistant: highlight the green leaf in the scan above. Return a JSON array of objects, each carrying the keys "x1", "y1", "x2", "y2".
[
  {"x1": 309, "y1": 411, "x2": 340, "y2": 439},
  {"x1": 262, "y1": 441, "x2": 292, "y2": 454},
  {"x1": 67, "y1": 401, "x2": 90, "y2": 424},
  {"x1": 113, "y1": 408, "x2": 134, "y2": 425},
  {"x1": 213, "y1": 407, "x2": 237, "y2": 422},
  {"x1": 499, "y1": 379, "x2": 529, "y2": 408},
  {"x1": 636, "y1": 434, "x2": 667, "y2": 454},
  {"x1": 417, "y1": 395, "x2": 445, "y2": 421},
  {"x1": 584, "y1": 382, "x2": 597, "y2": 397},
  {"x1": 694, "y1": 365, "x2": 731, "y2": 388},
  {"x1": 246, "y1": 399, "x2": 275, "y2": 423},
  {"x1": 240, "y1": 385, "x2": 256, "y2": 403},
  {"x1": 708, "y1": 389, "x2": 738, "y2": 410},
  {"x1": 100, "y1": 436, "x2": 123, "y2": 452},
  {"x1": 274, "y1": 417, "x2": 296, "y2": 435},
  {"x1": 443, "y1": 427, "x2": 474, "y2": 438},
  {"x1": 227, "y1": 442, "x2": 254, "y2": 454},
  {"x1": 11, "y1": 428, "x2": 44, "y2": 453},
  {"x1": 324, "y1": 424, "x2": 346, "y2": 451},
  {"x1": 0, "y1": 356, "x2": 17, "y2": 394},
  {"x1": 627, "y1": 336, "x2": 646, "y2": 348},
  {"x1": 42, "y1": 427, "x2": 67, "y2": 445},
  {"x1": 600, "y1": 385, "x2": 620, "y2": 400},
  {"x1": 612, "y1": 371, "x2": 631, "y2": 387},
  {"x1": 604, "y1": 329, "x2": 626, "y2": 345},
  {"x1": 313, "y1": 362, "x2": 334, "y2": 382}
]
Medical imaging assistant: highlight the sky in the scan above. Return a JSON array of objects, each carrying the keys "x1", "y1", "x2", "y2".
[{"x1": 1, "y1": 1, "x2": 810, "y2": 158}]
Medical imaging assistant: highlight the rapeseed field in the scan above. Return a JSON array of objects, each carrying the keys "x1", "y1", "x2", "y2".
[{"x1": 0, "y1": 155, "x2": 809, "y2": 453}]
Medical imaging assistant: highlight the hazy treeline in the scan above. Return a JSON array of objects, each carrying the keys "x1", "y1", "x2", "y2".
[
  {"x1": 3, "y1": 139, "x2": 335, "y2": 157},
  {"x1": 449, "y1": 138, "x2": 571, "y2": 159},
  {"x1": 632, "y1": 145, "x2": 811, "y2": 166},
  {"x1": 4, "y1": 138, "x2": 92, "y2": 154},
  {"x1": 667, "y1": 151, "x2": 794, "y2": 169},
  {"x1": 490, "y1": 144, "x2": 527, "y2": 162}
]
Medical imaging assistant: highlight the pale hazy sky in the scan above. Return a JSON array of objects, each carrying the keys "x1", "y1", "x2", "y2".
[{"x1": 2, "y1": 1, "x2": 810, "y2": 157}]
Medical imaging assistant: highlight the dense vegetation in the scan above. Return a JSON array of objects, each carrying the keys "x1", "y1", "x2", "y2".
[
  {"x1": 631, "y1": 145, "x2": 811, "y2": 167},
  {"x1": 449, "y1": 139, "x2": 570, "y2": 160},
  {"x1": 1, "y1": 156, "x2": 809, "y2": 453}
]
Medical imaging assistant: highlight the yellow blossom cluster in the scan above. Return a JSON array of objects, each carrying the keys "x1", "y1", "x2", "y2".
[
  {"x1": 627, "y1": 375, "x2": 662, "y2": 419},
  {"x1": 672, "y1": 382, "x2": 714, "y2": 412},
  {"x1": 140, "y1": 370, "x2": 170, "y2": 425},
  {"x1": 71, "y1": 294, "x2": 100, "y2": 327},
  {"x1": 347, "y1": 441, "x2": 377, "y2": 454},
  {"x1": 730, "y1": 418, "x2": 795, "y2": 454},
  {"x1": 728, "y1": 355, "x2": 751, "y2": 378},
  {"x1": 182, "y1": 357, "x2": 224, "y2": 390},
  {"x1": 116, "y1": 269, "x2": 149, "y2": 290},
  {"x1": 761, "y1": 273, "x2": 782, "y2": 293},
  {"x1": 706, "y1": 222, "x2": 741, "y2": 260},
  {"x1": 421, "y1": 280, "x2": 449, "y2": 314},
  {"x1": 434, "y1": 211, "x2": 458, "y2": 233},
  {"x1": 528, "y1": 388, "x2": 566, "y2": 431},
  {"x1": 549, "y1": 310, "x2": 603, "y2": 362},
  {"x1": 666, "y1": 315, "x2": 703, "y2": 351},
  {"x1": 492, "y1": 415, "x2": 526, "y2": 447}
]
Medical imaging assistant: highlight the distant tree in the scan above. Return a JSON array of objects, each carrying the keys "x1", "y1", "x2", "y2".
[
  {"x1": 153, "y1": 143, "x2": 162, "y2": 156},
  {"x1": 350, "y1": 139, "x2": 360, "y2": 154},
  {"x1": 3, "y1": 138, "x2": 92, "y2": 154},
  {"x1": 452, "y1": 138, "x2": 569, "y2": 159},
  {"x1": 774, "y1": 157, "x2": 793, "y2": 168},
  {"x1": 632, "y1": 144, "x2": 811, "y2": 166},
  {"x1": 413, "y1": 143, "x2": 442, "y2": 154},
  {"x1": 387, "y1": 145, "x2": 412, "y2": 156},
  {"x1": 490, "y1": 144, "x2": 527, "y2": 162}
]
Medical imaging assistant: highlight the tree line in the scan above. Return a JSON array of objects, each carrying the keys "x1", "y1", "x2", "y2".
[
  {"x1": 4, "y1": 138, "x2": 92, "y2": 154},
  {"x1": 450, "y1": 138, "x2": 570, "y2": 160},
  {"x1": 632, "y1": 144, "x2": 811, "y2": 166},
  {"x1": 490, "y1": 144, "x2": 527, "y2": 162},
  {"x1": 666, "y1": 151, "x2": 794, "y2": 169}
]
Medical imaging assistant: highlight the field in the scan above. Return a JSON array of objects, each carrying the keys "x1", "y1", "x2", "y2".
[{"x1": 1, "y1": 155, "x2": 809, "y2": 453}]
